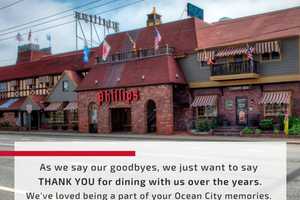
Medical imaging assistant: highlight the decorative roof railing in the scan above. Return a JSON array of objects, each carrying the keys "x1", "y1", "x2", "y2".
[{"x1": 97, "y1": 45, "x2": 175, "y2": 64}]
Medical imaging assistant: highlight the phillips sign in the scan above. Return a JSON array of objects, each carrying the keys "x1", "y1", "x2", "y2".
[{"x1": 97, "y1": 89, "x2": 140, "y2": 105}]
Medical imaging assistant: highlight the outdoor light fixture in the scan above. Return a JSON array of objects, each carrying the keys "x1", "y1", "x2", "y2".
[{"x1": 141, "y1": 75, "x2": 145, "y2": 80}]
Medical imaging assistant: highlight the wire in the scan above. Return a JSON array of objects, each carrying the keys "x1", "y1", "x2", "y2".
[
  {"x1": 0, "y1": 0, "x2": 24, "y2": 10},
  {"x1": 0, "y1": 0, "x2": 123, "y2": 37},
  {"x1": 0, "y1": 0, "x2": 145, "y2": 42},
  {"x1": 0, "y1": 0, "x2": 104, "y2": 33}
]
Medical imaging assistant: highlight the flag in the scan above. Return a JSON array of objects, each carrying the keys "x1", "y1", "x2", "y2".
[
  {"x1": 28, "y1": 30, "x2": 32, "y2": 42},
  {"x1": 46, "y1": 34, "x2": 51, "y2": 42},
  {"x1": 16, "y1": 33, "x2": 23, "y2": 42},
  {"x1": 127, "y1": 33, "x2": 136, "y2": 50},
  {"x1": 154, "y1": 27, "x2": 162, "y2": 50},
  {"x1": 246, "y1": 46, "x2": 255, "y2": 60},
  {"x1": 207, "y1": 58, "x2": 215, "y2": 65},
  {"x1": 83, "y1": 45, "x2": 90, "y2": 64},
  {"x1": 102, "y1": 39, "x2": 111, "y2": 61}
]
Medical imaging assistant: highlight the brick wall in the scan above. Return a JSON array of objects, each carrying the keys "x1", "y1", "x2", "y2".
[
  {"x1": 191, "y1": 82, "x2": 300, "y2": 126},
  {"x1": 78, "y1": 84, "x2": 174, "y2": 134}
]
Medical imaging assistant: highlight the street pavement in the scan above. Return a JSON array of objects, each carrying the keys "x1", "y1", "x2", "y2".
[{"x1": 0, "y1": 133, "x2": 298, "y2": 199}]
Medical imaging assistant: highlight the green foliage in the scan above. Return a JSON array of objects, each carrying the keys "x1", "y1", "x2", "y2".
[
  {"x1": 289, "y1": 116, "x2": 300, "y2": 129},
  {"x1": 196, "y1": 118, "x2": 218, "y2": 132},
  {"x1": 242, "y1": 127, "x2": 254, "y2": 135},
  {"x1": 255, "y1": 129, "x2": 262, "y2": 135},
  {"x1": 259, "y1": 119, "x2": 274, "y2": 130},
  {"x1": 0, "y1": 122, "x2": 12, "y2": 128},
  {"x1": 289, "y1": 124, "x2": 300, "y2": 135},
  {"x1": 196, "y1": 118, "x2": 210, "y2": 132}
]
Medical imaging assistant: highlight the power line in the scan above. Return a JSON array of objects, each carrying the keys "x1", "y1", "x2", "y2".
[
  {"x1": 0, "y1": 0, "x2": 145, "y2": 42},
  {"x1": 0, "y1": 0, "x2": 123, "y2": 37},
  {"x1": 0, "y1": 0, "x2": 104, "y2": 33},
  {"x1": 0, "y1": 0, "x2": 24, "y2": 10}
]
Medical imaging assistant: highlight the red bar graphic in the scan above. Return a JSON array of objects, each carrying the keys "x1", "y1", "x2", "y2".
[{"x1": 0, "y1": 151, "x2": 136, "y2": 157}]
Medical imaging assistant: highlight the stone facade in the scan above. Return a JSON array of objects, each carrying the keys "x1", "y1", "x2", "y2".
[
  {"x1": 192, "y1": 82, "x2": 300, "y2": 126},
  {"x1": 78, "y1": 84, "x2": 174, "y2": 134}
]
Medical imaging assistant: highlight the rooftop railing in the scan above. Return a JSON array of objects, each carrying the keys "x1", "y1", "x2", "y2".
[
  {"x1": 211, "y1": 60, "x2": 259, "y2": 76},
  {"x1": 97, "y1": 45, "x2": 175, "y2": 64}
]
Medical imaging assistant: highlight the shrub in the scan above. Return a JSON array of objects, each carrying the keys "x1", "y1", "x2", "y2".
[
  {"x1": 0, "y1": 122, "x2": 12, "y2": 128},
  {"x1": 289, "y1": 116, "x2": 300, "y2": 128},
  {"x1": 255, "y1": 129, "x2": 262, "y2": 135},
  {"x1": 259, "y1": 119, "x2": 274, "y2": 130},
  {"x1": 196, "y1": 119, "x2": 210, "y2": 132},
  {"x1": 242, "y1": 127, "x2": 254, "y2": 135},
  {"x1": 289, "y1": 124, "x2": 300, "y2": 135}
]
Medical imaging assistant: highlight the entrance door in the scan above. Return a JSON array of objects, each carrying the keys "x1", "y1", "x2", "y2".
[
  {"x1": 88, "y1": 103, "x2": 98, "y2": 133},
  {"x1": 236, "y1": 97, "x2": 248, "y2": 126},
  {"x1": 31, "y1": 111, "x2": 39, "y2": 129},
  {"x1": 147, "y1": 100, "x2": 156, "y2": 133},
  {"x1": 111, "y1": 108, "x2": 131, "y2": 132}
]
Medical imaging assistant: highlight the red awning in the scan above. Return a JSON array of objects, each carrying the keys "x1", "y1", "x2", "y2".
[
  {"x1": 260, "y1": 91, "x2": 291, "y2": 104},
  {"x1": 44, "y1": 102, "x2": 63, "y2": 111},
  {"x1": 191, "y1": 95, "x2": 218, "y2": 107},
  {"x1": 64, "y1": 102, "x2": 78, "y2": 111},
  {"x1": 215, "y1": 47, "x2": 248, "y2": 57}
]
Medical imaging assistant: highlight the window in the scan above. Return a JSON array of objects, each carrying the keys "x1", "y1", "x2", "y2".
[
  {"x1": 49, "y1": 111, "x2": 65, "y2": 123},
  {"x1": 261, "y1": 51, "x2": 281, "y2": 62},
  {"x1": 234, "y1": 55, "x2": 244, "y2": 62},
  {"x1": 71, "y1": 110, "x2": 78, "y2": 123},
  {"x1": 197, "y1": 106, "x2": 217, "y2": 118},
  {"x1": 264, "y1": 104, "x2": 289, "y2": 116},
  {"x1": 62, "y1": 81, "x2": 69, "y2": 92}
]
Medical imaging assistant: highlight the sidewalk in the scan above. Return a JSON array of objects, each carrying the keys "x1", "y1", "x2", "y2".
[{"x1": 0, "y1": 130, "x2": 300, "y2": 144}]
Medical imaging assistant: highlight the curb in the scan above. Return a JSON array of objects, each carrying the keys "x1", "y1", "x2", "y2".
[{"x1": 0, "y1": 131, "x2": 299, "y2": 144}]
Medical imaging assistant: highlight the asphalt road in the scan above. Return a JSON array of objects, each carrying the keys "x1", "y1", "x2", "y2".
[{"x1": 0, "y1": 133, "x2": 299, "y2": 200}]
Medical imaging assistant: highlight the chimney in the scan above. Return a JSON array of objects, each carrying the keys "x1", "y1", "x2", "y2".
[
  {"x1": 17, "y1": 43, "x2": 52, "y2": 64},
  {"x1": 147, "y1": 7, "x2": 162, "y2": 27}
]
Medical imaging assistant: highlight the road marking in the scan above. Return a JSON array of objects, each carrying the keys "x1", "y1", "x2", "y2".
[
  {"x1": 0, "y1": 186, "x2": 15, "y2": 193},
  {"x1": 0, "y1": 185, "x2": 26, "y2": 194},
  {"x1": 0, "y1": 143, "x2": 14, "y2": 147}
]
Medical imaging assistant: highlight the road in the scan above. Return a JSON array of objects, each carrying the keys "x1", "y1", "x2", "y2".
[{"x1": 0, "y1": 133, "x2": 298, "y2": 200}]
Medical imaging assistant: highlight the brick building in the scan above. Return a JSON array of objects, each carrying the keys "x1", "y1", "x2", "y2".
[{"x1": 0, "y1": 6, "x2": 300, "y2": 134}]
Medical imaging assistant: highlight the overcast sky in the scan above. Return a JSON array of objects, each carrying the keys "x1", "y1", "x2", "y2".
[{"x1": 0, "y1": 0, "x2": 300, "y2": 67}]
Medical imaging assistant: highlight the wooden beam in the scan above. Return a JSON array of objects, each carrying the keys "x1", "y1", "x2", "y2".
[
  {"x1": 189, "y1": 74, "x2": 300, "y2": 88},
  {"x1": 210, "y1": 73, "x2": 260, "y2": 81}
]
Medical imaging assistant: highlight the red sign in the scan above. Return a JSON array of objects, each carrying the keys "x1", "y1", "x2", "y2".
[{"x1": 97, "y1": 89, "x2": 140, "y2": 105}]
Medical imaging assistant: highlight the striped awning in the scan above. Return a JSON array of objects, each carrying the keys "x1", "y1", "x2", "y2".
[
  {"x1": 215, "y1": 47, "x2": 248, "y2": 57},
  {"x1": 64, "y1": 102, "x2": 78, "y2": 111},
  {"x1": 191, "y1": 95, "x2": 218, "y2": 107},
  {"x1": 0, "y1": 98, "x2": 19, "y2": 109},
  {"x1": 44, "y1": 102, "x2": 63, "y2": 111},
  {"x1": 197, "y1": 50, "x2": 215, "y2": 61},
  {"x1": 260, "y1": 91, "x2": 291, "y2": 104},
  {"x1": 255, "y1": 41, "x2": 280, "y2": 54}
]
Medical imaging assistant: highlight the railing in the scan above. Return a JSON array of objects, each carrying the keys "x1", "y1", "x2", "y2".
[
  {"x1": 211, "y1": 60, "x2": 259, "y2": 76},
  {"x1": 97, "y1": 46, "x2": 175, "y2": 64}
]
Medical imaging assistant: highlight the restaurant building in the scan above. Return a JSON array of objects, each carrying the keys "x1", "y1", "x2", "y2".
[{"x1": 0, "y1": 7, "x2": 300, "y2": 134}]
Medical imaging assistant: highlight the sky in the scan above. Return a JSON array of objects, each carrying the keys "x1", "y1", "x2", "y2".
[{"x1": 0, "y1": 0, "x2": 300, "y2": 67}]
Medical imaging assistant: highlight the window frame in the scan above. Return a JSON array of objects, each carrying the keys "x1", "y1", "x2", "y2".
[
  {"x1": 260, "y1": 51, "x2": 281, "y2": 63},
  {"x1": 263, "y1": 103, "x2": 290, "y2": 117},
  {"x1": 62, "y1": 80, "x2": 69, "y2": 92},
  {"x1": 196, "y1": 105, "x2": 218, "y2": 118}
]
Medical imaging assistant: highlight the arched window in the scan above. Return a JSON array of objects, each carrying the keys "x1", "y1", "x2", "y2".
[
  {"x1": 146, "y1": 100, "x2": 157, "y2": 133},
  {"x1": 88, "y1": 102, "x2": 98, "y2": 133}
]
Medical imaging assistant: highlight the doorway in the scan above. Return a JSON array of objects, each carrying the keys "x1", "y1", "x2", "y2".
[
  {"x1": 88, "y1": 103, "x2": 98, "y2": 133},
  {"x1": 111, "y1": 108, "x2": 131, "y2": 132},
  {"x1": 31, "y1": 111, "x2": 39, "y2": 129},
  {"x1": 236, "y1": 97, "x2": 248, "y2": 126},
  {"x1": 147, "y1": 100, "x2": 156, "y2": 133}
]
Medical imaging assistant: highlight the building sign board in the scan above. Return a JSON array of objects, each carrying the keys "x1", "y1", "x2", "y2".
[
  {"x1": 97, "y1": 89, "x2": 139, "y2": 105},
  {"x1": 75, "y1": 11, "x2": 119, "y2": 32}
]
